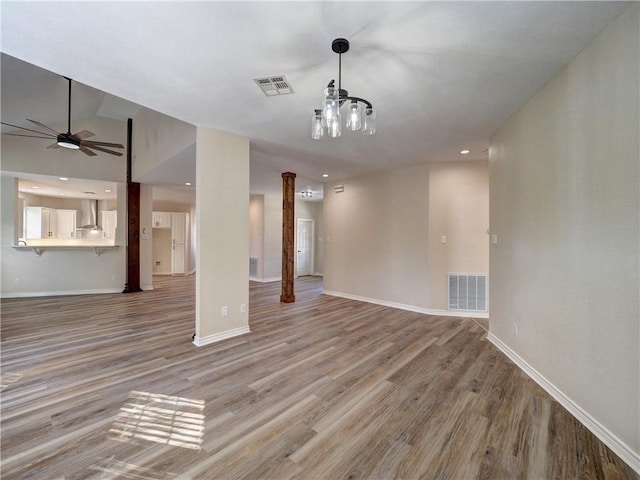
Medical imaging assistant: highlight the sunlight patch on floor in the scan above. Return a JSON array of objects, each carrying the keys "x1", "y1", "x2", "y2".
[{"x1": 108, "y1": 391, "x2": 205, "y2": 450}]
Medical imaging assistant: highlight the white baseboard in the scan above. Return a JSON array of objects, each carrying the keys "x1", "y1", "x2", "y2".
[
  {"x1": 1, "y1": 287, "x2": 123, "y2": 299},
  {"x1": 322, "y1": 290, "x2": 489, "y2": 319},
  {"x1": 487, "y1": 332, "x2": 640, "y2": 475},
  {"x1": 193, "y1": 325, "x2": 250, "y2": 347},
  {"x1": 141, "y1": 284, "x2": 154, "y2": 291},
  {"x1": 313, "y1": 272, "x2": 324, "y2": 277},
  {"x1": 249, "y1": 276, "x2": 281, "y2": 283}
]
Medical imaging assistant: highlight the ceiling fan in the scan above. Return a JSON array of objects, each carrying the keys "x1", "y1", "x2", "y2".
[{"x1": 1, "y1": 77, "x2": 125, "y2": 157}]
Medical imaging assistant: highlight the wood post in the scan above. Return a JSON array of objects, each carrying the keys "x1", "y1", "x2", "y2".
[
  {"x1": 280, "y1": 172, "x2": 296, "y2": 303},
  {"x1": 123, "y1": 118, "x2": 142, "y2": 293}
]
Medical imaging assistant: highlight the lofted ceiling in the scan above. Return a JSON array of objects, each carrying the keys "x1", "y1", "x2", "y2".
[{"x1": 0, "y1": 1, "x2": 629, "y2": 198}]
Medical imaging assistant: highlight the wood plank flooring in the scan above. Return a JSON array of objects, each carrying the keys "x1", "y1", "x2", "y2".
[{"x1": 1, "y1": 275, "x2": 635, "y2": 479}]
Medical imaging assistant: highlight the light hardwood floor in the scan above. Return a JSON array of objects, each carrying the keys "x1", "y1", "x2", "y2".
[{"x1": 1, "y1": 275, "x2": 635, "y2": 479}]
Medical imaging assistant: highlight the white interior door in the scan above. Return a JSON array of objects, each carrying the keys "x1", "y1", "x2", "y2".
[{"x1": 296, "y1": 218, "x2": 314, "y2": 277}]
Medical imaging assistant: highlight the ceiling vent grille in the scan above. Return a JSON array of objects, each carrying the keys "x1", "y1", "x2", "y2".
[{"x1": 253, "y1": 75, "x2": 294, "y2": 96}]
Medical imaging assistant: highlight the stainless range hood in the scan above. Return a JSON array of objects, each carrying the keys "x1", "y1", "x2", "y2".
[{"x1": 79, "y1": 199, "x2": 102, "y2": 231}]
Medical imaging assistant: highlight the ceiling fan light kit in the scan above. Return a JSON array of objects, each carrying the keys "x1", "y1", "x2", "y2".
[
  {"x1": 312, "y1": 38, "x2": 376, "y2": 140},
  {"x1": 1, "y1": 77, "x2": 125, "y2": 157},
  {"x1": 56, "y1": 134, "x2": 80, "y2": 149}
]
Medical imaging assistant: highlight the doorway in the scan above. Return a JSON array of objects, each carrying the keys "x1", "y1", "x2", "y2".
[{"x1": 296, "y1": 218, "x2": 314, "y2": 277}]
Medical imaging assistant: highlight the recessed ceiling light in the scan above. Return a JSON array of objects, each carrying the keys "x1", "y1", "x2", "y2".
[
  {"x1": 31, "y1": 186, "x2": 40, "y2": 189},
  {"x1": 322, "y1": 173, "x2": 329, "y2": 178},
  {"x1": 185, "y1": 182, "x2": 192, "y2": 186},
  {"x1": 105, "y1": 189, "x2": 112, "y2": 193},
  {"x1": 59, "y1": 177, "x2": 69, "y2": 181},
  {"x1": 59, "y1": 193, "x2": 65, "y2": 196},
  {"x1": 460, "y1": 149, "x2": 470, "y2": 155}
]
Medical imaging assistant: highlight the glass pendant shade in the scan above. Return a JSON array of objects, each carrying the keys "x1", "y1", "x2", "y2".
[
  {"x1": 327, "y1": 116, "x2": 341, "y2": 138},
  {"x1": 311, "y1": 110, "x2": 324, "y2": 140},
  {"x1": 310, "y1": 39, "x2": 375, "y2": 139},
  {"x1": 362, "y1": 107, "x2": 376, "y2": 135},
  {"x1": 346, "y1": 101, "x2": 362, "y2": 131},
  {"x1": 323, "y1": 86, "x2": 339, "y2": 123}
]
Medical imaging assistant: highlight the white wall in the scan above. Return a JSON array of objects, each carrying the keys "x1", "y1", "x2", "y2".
[
  {"x1": 248, "y1": 194, "x2": 325, "y2": 282},
  {"x1": 132, "y1": 107, "x2": 195, "y2": 181},
  {"x1": 194, "y1": 128, "x2": 250, "y2": 345},
  {"x1": 132, "y1": 104, "x2": 197, "y2": 286},
  {"x1": 263, "y1": 195, "x2": 282, "y2": 281},
  {"x1": 324, "y1": 164, "x2": 430, "y2": 308},
  {"x1": 489, "y1": 3, "x2": 639, "y2": 469},
  {"x1": 323, "y1": 161, "x2": 488, "y2": 312},
  {"x1": 249, "y1": 195, "x2": 265, "y2": 279},
  {"x1": 427, "y1": 161, "x2": 489, "y2": 309},
  {"x1": 1, "y1": 116, "x2": 128, "y2": 297},
  {"x1": 248, "y1": 193, "x2": 283, "y2": 282}
]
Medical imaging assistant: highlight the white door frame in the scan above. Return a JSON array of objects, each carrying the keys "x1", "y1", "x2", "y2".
[{"x1": 296, "y1": 218, "x2": 315, "y2": 277}]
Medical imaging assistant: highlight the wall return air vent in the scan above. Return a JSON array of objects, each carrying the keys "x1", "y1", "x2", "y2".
[
  {"x1": 253, "y1": 75, "x2": 294, "y2": 96},
  {"x1": 448, "y1": 273, "x2": 488, "y2": 312}
]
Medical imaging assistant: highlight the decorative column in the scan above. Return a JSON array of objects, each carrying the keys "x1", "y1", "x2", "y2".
[
  {"x1": 123, "y1": 118, "x2": 142, "y2": 293},
  {"x1": 281, "y1": 172, "x2": 296, "y2": 303}
]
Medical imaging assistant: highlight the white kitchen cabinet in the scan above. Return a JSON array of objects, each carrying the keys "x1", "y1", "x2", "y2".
[
  {"x1": 152, "y1": 211, "x2": 190, "y2": 276},
  {"x1": 172, "y1": 243, "x2": 186, "y2": 274},
  {"x1": 55, "y1": 209, "x2": 77, "y2": 239},
  {"x1": 152, "y1": 211, "x2": 172, "y2": 228},
  {"x1": 24, "y1": 207, "x2": 57, "y2": 239},
  {"x1": 171, "y1": 212, "x2": 188, "y2": 274},
  {"x1": 101, "y1": 210, "x2": 117, "y2": 240}
]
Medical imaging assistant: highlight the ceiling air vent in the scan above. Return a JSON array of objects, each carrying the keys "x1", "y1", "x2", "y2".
[{"x1": 253, "y1": 75, "x2": 294, "y2": 96}]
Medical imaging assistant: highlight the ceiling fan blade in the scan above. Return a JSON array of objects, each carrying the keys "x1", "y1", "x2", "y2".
[
  {"x1": 79, "y1": 145, "x2": 98, "y2": 156},
  {"x1": 26, "y1": 119, "x2": 61, "y2": 135},
  {"x1": 71, "y1": 130, "x2": 94, "y2": 140},
  {"x1": 47, "y1": 143, "x2": 61, "y2": 149},
  {"x1": 4, "y1": 132, "x2": 56, "y2": 140},
  {"x1": 1, "y1": 121, "x2": 56, "y2": 137},
  {"x1": 83, "y1": 144, "x2": 124, "y2": 156},
  {"x1": 81, "y1": 140, "x2": 125, "y2": 148}
]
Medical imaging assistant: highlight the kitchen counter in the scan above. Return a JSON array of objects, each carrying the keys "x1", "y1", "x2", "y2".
[{"x1": 14, "y1": 240, "x2": 119, "y2": 257}]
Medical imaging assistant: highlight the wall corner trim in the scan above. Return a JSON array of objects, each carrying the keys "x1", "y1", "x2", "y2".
[
  {"x1": 193, "y1": 325, "x2": 250, "y2": 347},
  {"x1": 487, "y1": 332, "x2": 640, "y2": 475}
]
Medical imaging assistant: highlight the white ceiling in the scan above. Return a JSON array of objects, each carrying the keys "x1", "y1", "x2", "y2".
[{"x1": 0, "y1": 1, "x2": 629, "y2": 197}]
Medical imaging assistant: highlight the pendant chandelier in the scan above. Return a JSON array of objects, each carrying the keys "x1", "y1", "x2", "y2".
[{"x1": 311, "y1": 38, "x2": 376, "y2": 140}]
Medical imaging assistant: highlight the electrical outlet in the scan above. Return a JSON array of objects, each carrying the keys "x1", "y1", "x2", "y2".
[
  {"x1": 14, "y1": 278, "x2": 21, "y2": 285},
  {"x1": 111, "y1": 275, "x2": 117, "y2": 281},
  {"x1": 221, "y1": 306, "x2": 229, "y2": 317},
  {"x1": 491, "y1": 234, "x2": 498, "y2": 245},
  {"x1": 240, "y1": 304, "x2": 246, "y2": 313},
  {"x1": 512, "y1": 323, "x2": 518, "y2": 336}
]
